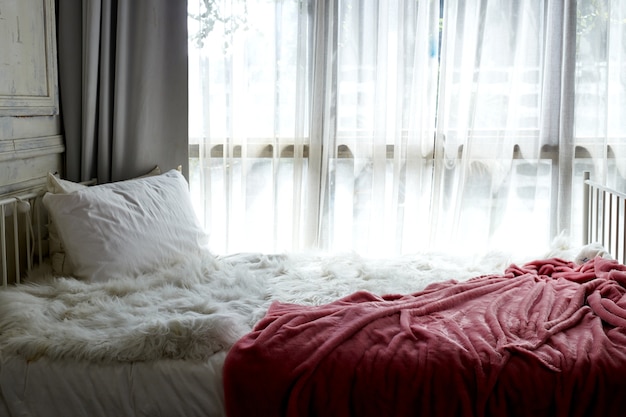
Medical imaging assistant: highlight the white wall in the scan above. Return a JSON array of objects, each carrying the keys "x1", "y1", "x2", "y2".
[{"x1": 0, "y1": 0, "x2": 64, "y2": 195}]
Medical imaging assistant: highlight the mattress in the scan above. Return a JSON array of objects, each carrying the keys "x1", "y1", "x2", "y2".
[{"x1": 0, "y1": 353, "x2": 226, "y2": 417}]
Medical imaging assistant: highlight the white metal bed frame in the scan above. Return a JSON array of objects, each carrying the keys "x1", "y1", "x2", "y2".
[
  {"x1": 583, "y1": 172, "x2": 626, "y2": 265},
  {"x1": 0, "y1": 191, "x2": 45, "y2": 287},
  {"x1": 0, "y1": 177, "x2": 98, "y2": 288},
  {"x1": 0, "y1": 174, "x2": 623, "y2": 287}
]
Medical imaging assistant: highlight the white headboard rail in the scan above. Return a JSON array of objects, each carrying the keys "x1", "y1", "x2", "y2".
[
  {"x1": 0, "y1": 178, "x2": 97, "y2": 288},
  {"x1": 0, "y1": 191, "x2": 44, "y2": 287},
  {"x1": 583, "y1": 171, "x2": 626, "y2": 264}
]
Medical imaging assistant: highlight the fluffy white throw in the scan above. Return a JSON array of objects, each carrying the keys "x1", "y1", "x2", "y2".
[{"x1": 0, "y1": 249, "x2": 570, "y2": 363}]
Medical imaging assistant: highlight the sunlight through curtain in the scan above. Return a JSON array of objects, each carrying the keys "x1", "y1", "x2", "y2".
[
  {"x1": 574, "y1": 0, "x2": 626, "y2": 191},
  {"x1": 188, "y1": 0, "x2": 626, "y2": 256},
  {"x1": 431, "y1": 1, "x2": 572, "y2": 254}
]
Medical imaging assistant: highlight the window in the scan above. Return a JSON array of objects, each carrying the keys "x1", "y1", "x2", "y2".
[{"x1": 188, "y1": 0, "x2": 626, "y2": 256}]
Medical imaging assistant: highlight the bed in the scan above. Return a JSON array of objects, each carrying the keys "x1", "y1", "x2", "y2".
[{"x1": 0, "y1": 169, "x2": 624, "y2": 417}]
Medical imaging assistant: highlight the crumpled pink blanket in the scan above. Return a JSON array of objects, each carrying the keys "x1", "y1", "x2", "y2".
[{"x1": 224, "y1": 257, "x2": 626, "y2": 417}]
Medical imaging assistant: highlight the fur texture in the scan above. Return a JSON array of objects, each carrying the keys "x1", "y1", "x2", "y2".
[{"x1": 0, "y1": 247, "x2": 580, "y2": 363}]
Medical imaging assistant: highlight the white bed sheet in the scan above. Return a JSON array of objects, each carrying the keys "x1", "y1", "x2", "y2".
[{"x1": 0, "y1": 352, "x2": 227, "y2": 417}]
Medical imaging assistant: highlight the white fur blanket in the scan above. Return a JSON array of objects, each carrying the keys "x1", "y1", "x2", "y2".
[{"x1": 0, "y1": 246, "x2": 586, "y2": 364}]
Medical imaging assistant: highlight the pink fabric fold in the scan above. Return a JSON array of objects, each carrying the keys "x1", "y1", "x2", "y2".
[{"x1": 224, "y1": 257, "x2": 626, "y2": 417}]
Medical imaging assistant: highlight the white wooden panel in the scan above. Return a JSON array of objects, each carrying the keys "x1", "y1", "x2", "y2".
[
  {"x1": 0, "y1": 151, "x2": 63, "y2": 195},
  {"x1": 0, "y1": 0, "x2": 58, "y2": 116},
  {"x1": 0, "y1": 114, "x2": 61, "y2": 140},
  {"x1": 0, "y1": 0, "x2": 63, "y2": 195}
]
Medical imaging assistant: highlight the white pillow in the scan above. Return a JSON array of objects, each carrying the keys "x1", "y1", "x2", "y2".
[
  {"x1": 45, "y1": 166, "x2": 162, "y2": 274},
  {"x1": 45, "y1": 174, "x2": 90, "y2": 274},
  {"x1": 42, "y1": 169, "x2": 209, "y2": 282}
]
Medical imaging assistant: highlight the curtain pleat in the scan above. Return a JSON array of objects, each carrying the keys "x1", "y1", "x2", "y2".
[{"x1": 310, "y1": 0, "x2": 338, "y2": 251}]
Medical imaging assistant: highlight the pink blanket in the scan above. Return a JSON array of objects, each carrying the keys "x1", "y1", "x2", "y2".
[{"x1": 223, "y1": 257, "x2": 626, "y2": 417}]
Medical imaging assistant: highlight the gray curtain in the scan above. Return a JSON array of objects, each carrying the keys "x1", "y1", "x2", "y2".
[{"x1": 57, "y1": 0, "x2": 188, "y2": 183}]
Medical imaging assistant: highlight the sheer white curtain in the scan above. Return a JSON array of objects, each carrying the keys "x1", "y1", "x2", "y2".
[
  {"x1": 320, "y1": 0, "x2": 440, "y2": 255},
  {"x1": 188, "y1": 0, "x2": 313, "y2": 253},
  {"x1": 188, "y1": 0, "x2": 440, "y2": 255},
  {"x1": 575, "y1": 0, "x2": 626, "y2": 188},
  {"x1": 431, "y1": 1, "x2": 574, "y2": 254},
  {"x1": 189, "y1": 0, "x2": 626, "y2": 256},
  {"x1": 573, "y1": 0, "x2": 626, "y2": 254}
]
